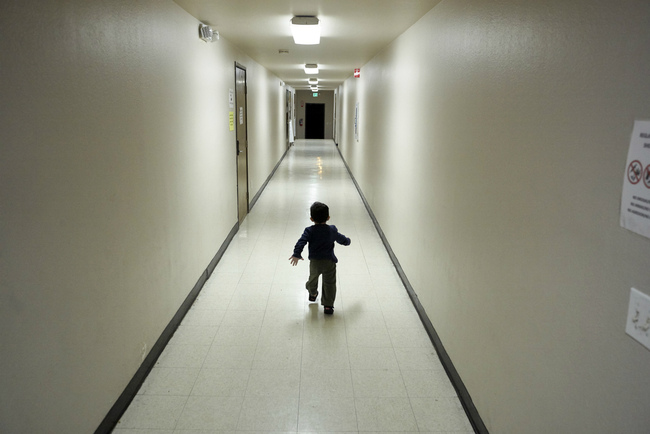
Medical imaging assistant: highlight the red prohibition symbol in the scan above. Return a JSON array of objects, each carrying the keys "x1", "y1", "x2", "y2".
[
  {"x1": 644, "y1": 165, "x2": 650, "y2": 189},
  {"x1": 628, "y1": 160, "x2": 643, "y2": 184}
]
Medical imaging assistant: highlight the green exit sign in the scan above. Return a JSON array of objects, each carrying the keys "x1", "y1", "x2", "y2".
[{"x1": 312, "y1": 92, "x2": 319, "y2": 97}]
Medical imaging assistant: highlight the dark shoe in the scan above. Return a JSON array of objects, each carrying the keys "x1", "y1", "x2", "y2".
[
  {"x1": 324, "y1": 306, "x2": 334, "y2": 315},
  {"x1": 309, "y1": 291, "x2": 318, "y2": 302}
]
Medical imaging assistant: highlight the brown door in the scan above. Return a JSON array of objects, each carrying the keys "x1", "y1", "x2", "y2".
[{"x1": 235, "y1": 64, "x2": 248, "y2": 224}]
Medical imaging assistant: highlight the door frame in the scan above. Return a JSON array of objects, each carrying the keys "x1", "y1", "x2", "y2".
[{"x1": 234, "y1": 62, "x2": 249, "y2": 224}]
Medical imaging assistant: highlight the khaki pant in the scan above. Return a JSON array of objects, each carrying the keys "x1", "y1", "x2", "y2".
[{"x1": 306, "y1": 259, "x2": 337, "y2": 307}]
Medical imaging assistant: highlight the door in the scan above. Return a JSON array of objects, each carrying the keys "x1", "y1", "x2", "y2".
[
  {"x1": 305, "y1": 103, "x2": 325, "y2": 139},
  {"x1": 286, "y1": 89, "x2": 292, "y2": 147},
  {"x1": 235, "y1": 64, "x2": 248, "y2": 224},
  {"x1": 333, "y1": 92, "x2": 337, "y2": 144}
]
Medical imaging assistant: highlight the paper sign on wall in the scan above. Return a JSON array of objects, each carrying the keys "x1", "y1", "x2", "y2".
[
  {"x1": 620, "y1": 120, "x2": 650, "y2": 239},
  {"x1": 229, "y1": 111, "x2": 234, "y2": 131}
]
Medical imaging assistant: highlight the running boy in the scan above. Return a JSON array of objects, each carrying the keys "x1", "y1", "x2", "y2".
[{"x1": 289, "y1": 201, "x2": 351, "y2": 315}]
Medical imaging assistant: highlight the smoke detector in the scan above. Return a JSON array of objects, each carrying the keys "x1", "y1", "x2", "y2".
[{"x1": 199, "y1": 24, "x2": 219, "y2": 42}]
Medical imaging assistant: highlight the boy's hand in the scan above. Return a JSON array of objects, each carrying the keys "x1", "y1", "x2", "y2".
[{"x1": 289, "y1": 256, "x2": 302, "y2": 266}]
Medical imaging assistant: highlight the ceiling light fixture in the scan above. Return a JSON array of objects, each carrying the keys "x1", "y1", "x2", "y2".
[
  {"x1": 304, "y1": 64, "x2": 319, "y2": 74},
  {"x1": 308, "y1": 78, "x2": 318, "y2": 85},
  {"x1": 291, "y1": 16, "x2": 320, "y2": 45}
]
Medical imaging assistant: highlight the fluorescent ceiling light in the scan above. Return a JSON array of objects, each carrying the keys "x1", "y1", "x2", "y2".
[
  {"x1": 304, "y1": 64, "x2": 319, "y2": 74},
  {"x1": 308, "y1": 78, "x2": 318, "y2": 85},
  {"x1": 291, "y1": 16, "x2": 320, "y2": 45}
]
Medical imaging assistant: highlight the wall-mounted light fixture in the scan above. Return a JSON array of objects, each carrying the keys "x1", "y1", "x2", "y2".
[
  {"x1": 199, "y1": 24, "x2": 219, "y2": 42},
  {"x1": 308, "y1": 78, "x2": 318, "y2": 85},
  {"x1": 291, "y1": 16, "x2": 320, "y2": 45},
  {"x1": 304, "y1": 64, "x2": 319, "y2": 74}
]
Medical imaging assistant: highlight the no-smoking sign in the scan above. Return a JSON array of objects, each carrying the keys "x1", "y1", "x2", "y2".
[
  {"x1": 621, "y1": 120, "x2": 650, "y2": 239},
  {"x1": 628, "y1": 160, "x2": 643, "y2": 184}
]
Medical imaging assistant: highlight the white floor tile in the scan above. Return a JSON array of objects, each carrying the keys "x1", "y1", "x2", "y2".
[
  {"x1": 298, "y1": 396, "x2": 358, "y2": 432},
  {"x1": 237, "y1": 396, "x2": 299, "y2": 431},
  {"x1": 203, "y1": 344, "x2": 256, "y2": 369},
  {"x1": 176, "y1": 396, "x2": 244, "y2": 430},
  {"x1": 401, "y1": 369, "x2": 458, "y2": 398},
  {"x1": 351, "y1": 369, "x2": 408, "y2": 398},
  {"x1": 409, "y1": 397, "x2": 474, "y2": 432},
  {"x1": 354, "y1": 397, "x2": 418, "y2": 432},
  {"x1": 117, "y1": 395, "x2": 187, "y2": 430},
  {"x1": 252, "y1": 342, "x2": 303, "y2": 370},
  {"x1": 155, "y1": 344, "x2": 209, "y2": 369},
  {"x1": 245, "y1": 369, "x2": 301, "y2": 398},
  {"x1": 168, "y1": 325, "x2": 218, "y2": 346},
  {"x1": 181, "y1": 308, "x2": 226, "y2": 327},
  {"x1": 190, "y1": 368, "x2": 250, "y2": 397},
  {"x1": 137, "y1": 367, "x2": 200, "y2": 396},
  {"x1": 299, "y1": 368, "x2": 354, "y2": 399}
]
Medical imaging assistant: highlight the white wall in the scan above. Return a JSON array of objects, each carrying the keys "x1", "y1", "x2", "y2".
[
  {"x1": 337, "y1": 1, "x2": 650, "y2": 432},
  {"x1": 0, "y1": 1, "x2": 286, "y2": 432}
]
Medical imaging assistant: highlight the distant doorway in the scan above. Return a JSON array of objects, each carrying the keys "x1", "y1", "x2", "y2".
[{"x1": 305, "y1": 103, "x2": 325, "y2": 139}]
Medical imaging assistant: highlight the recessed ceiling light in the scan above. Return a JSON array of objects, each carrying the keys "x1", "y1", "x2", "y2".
[{"x1": 304, "y1": 64, "x2": 319, "y2": 74}]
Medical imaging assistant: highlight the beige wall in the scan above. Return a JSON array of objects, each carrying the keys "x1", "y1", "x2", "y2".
[
  {"x1": 295, "y1": 90, "x2": 335, "y2": 140},
  {"x1": 0, "y1": 1, "x2": 287, "y2": 432},
  {"x1": 337, "y1": 1, "x2": 650, "y2": 432}
]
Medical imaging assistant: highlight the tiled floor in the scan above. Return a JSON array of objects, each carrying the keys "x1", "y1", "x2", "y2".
[{"x1": 112, "y1": 139, "x2": 473, "y2": 434}]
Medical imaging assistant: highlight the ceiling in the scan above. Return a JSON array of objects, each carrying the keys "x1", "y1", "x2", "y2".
[{"x1": 173, "y1": 0, "x2": 442, "y2": 90}]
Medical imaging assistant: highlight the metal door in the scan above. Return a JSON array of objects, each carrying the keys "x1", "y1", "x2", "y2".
[{"x1": 235, "y1": 64, "x2": 248, "y2": 224}]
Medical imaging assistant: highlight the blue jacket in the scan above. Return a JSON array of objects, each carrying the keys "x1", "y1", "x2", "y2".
[{"x1": 292, "y1": 224, "x2": 351, "y2": 263}]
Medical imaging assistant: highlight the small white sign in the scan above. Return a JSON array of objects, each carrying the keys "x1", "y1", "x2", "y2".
[
  {"x1": 239, "y1": 107, "x2": 244, "y2": 125},
  {"x1": 229, "y1": 89, "x2": 234, "y2": 109},
  {"x1": 354, "y1": 102, "x2": 359, "y2": 142},
  {"x1": 620, "y1": 120, "x2": 650, "y2": 239}
]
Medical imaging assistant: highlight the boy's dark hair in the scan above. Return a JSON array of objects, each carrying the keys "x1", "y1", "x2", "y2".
[{"x1": 310, "y1": 201, "x2": 329, "y2": 224}]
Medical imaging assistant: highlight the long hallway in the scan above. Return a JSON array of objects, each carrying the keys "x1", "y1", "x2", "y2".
[{"x1": 113, "y1": 139, "x2": 473, "y2": 433}]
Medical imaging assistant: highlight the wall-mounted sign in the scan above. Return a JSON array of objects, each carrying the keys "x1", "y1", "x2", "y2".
[
  {"x1": 354, "y1": 68, "x2": 360, "y2": 78},
  {"x1": 354, "y1": 102, "x2": 359, "y2": 142},
  {"x1": 229, "y1": 89, "x2": 234, "y2": 109},
  {"x1": 313, "y1": 93, "x2": 319, "y2": 97},
  {"x1": 620, "y1": 120, "x2": 650, "y2": 239},
  {"x1": 229, "y1": 111, "x2": 234, "y2": 131}
]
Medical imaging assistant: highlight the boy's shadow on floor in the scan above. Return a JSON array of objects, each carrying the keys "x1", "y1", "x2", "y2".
[{"x1": 305, "y1": 301, "x2": 363, "y2": 325}]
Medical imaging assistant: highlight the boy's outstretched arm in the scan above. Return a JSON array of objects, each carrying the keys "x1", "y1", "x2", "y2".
[
  {"x1": 336, "y1": 232, "x2": 351, "y2": 246},
  {"x1": 290, "y1": 229, "x2": 309, "y2": 266}
]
